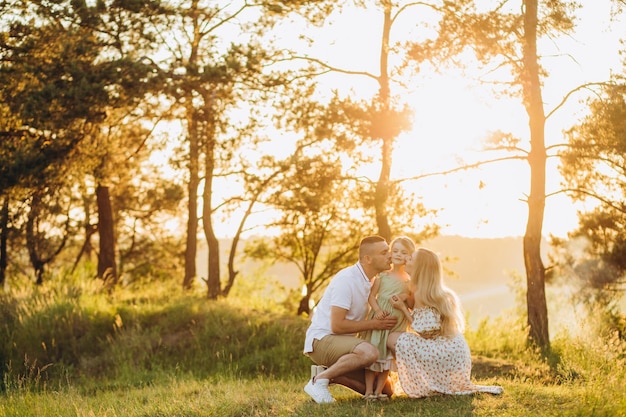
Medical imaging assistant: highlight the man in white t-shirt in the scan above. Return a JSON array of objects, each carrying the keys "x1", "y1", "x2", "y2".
[{"x1": 303, "y1": 235, "x2": 398, "y2": 403}]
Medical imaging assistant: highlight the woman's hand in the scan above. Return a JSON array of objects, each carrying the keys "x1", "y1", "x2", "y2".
[
  {"x1": 390, "y1": 295, "x2": 405, "y2": 310},
  {"x1": 418, "y1": 330, "x2": 440, "y2": 339},
  {"x1": 374, "y1": 310, "x2": 390, "y2": 320},
  {"x1": 390, "y1": 294, "x2": 413, "y2": 323}
]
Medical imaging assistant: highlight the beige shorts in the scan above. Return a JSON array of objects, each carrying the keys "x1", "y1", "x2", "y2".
[{"x1": 308, "y1": 334, "x2": 365, "y2": 367}]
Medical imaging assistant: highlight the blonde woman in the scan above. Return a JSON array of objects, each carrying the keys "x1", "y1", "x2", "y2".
[{"x1": 387, "y1": 247, "x2": 504, "y2": 398}]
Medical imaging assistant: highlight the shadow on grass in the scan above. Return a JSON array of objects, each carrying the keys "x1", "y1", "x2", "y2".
[
  {"x1": 293, "y1": 389, "x2": 479, "y2": 417},
  {"x1": 471, "y1": 353, "x2": 584, "y2": 386},
  {"x1": 471, "y1": 355, "x2": 517, "y2": 380}
]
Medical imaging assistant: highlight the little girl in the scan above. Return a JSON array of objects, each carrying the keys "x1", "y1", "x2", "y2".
[{"x1": 359, "y1": 236, "x2": 415, "y2": 400}]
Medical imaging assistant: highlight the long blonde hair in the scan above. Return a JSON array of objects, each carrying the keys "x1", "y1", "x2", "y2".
[{"x1": 410, "y1": 248, "x2": 465, "y2": 337}]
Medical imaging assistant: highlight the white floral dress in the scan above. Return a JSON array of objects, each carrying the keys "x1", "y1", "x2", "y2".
[{"x1": 394, "y1": 307, "x2": 504, "y2": 398}]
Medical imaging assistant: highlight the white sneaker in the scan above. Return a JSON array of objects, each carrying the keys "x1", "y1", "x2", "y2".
[
  {"x1": 304, "y1": 377, "x2": 335, "y2": 403},
  {"x1": 310, "y1": 365, "x2": 327, "y2": 378}
]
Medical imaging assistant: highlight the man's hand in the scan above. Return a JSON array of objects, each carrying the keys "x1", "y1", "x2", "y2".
[
  {"x1": 330, "y1": 306, "x2": 396, "y2": 334},
  {"x1": 373, "y1": 314, "x2": 397, "y2": 330}
]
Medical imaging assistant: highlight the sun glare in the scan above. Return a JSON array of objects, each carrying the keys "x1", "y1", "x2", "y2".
[{"x1": 208, "y1": 2, "x2": 621, "y2": 239}]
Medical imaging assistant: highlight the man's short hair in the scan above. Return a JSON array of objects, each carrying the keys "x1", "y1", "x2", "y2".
[{"x1": 359, "y1": 235, "x2": 386, "y2": 259}]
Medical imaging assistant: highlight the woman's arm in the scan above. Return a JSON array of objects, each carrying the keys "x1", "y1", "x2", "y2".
[
  {"x1": 396, "y1": 291, "x2": 415, "y2": 309},
  {"x1": 405, "y1": 291, "x2": 415, "y2": 308}
]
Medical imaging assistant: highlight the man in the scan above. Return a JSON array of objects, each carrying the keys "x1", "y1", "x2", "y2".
[{"x1": 303, "y1": 235, "x2": 398, "y2": 403}]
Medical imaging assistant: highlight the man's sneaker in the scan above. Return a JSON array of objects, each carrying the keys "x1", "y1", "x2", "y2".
[
  {"x1": 310, "y1": 365, "x2": 327, "y2": 379},
  {"x1": 304, "y1": 377, "x2": 335, "y2": 404}
]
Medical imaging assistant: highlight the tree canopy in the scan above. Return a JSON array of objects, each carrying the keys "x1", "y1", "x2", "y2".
[{"x1": 0, "y1": 1, "x2": 624, "y2": 351}]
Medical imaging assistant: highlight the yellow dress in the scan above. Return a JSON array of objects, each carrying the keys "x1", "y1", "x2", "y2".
[{"x1": 360, "y1": 272, "x2": 410, "y2": 372}]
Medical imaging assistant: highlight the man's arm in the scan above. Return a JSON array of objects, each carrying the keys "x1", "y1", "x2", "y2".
[{"x1": 330, "y1": 306, "x2": 397, "y2": 334}]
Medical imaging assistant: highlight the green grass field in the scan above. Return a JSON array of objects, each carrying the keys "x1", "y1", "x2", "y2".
[{"x1": 1, "y1": 275, "x2": 624, "y2": 416}]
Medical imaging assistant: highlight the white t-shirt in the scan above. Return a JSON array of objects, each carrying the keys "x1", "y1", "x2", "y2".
[{"x1": 303, "y1": 263, "x2": 372, "y2": 354}]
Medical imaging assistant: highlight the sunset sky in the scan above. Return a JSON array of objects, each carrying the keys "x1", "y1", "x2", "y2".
[
  {"x1": 305, "y1": 1, "x2": 624, "y2": 239},
  {"x1": 154, "y1": 2, "x2": 624, "y2": 240}
]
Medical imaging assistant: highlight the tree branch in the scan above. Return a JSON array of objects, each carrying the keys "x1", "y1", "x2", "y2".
[
  {"x1": 396, "y1": 155, "x2": 527, "y2": 184},
  {"x1": 546, "y1": 81, "x2": 612, "y2": 120},
  {"x1": 391, "y1": 1, "x2": 438, "y2": 26},
  {"x1": 556, "y1": 187, "x2": 626, "y2": 214},
  {"x1": 287, "y1": 55, "x2": 379, "y2": 81}
]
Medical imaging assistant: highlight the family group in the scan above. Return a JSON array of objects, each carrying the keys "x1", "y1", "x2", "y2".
[{"x1": 303, "y1": 235, "x2": 504, "y2": 403}]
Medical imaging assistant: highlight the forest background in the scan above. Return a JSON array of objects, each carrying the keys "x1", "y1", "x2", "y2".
[{"x1": 1, "y1": 0, "x2": 626, "y2": 415}]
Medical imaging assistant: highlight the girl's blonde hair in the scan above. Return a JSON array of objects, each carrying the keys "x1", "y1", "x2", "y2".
[
  {"x1": 390, "y1": 236, "x2": 416, "y2": 253},
  {"x1": 410, "y1": 247, "x2": 465, "y2": 337}
]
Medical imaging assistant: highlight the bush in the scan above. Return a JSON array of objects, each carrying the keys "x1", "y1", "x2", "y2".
[{"x1": 0, "y1": 273, "x2": 311, "y2": 390}]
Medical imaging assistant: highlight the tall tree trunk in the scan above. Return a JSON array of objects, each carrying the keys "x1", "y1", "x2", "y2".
[
  {"x1": 26, "y1": 190, "x2": 45, "y2": 285},
  {"x1": 72, "y1": 193, "x2": 96, "y2": 272},
  {"x1": 522, "y1": 0, "x2": 550, "y2": 352},
  {"x1": 224, "y1": 203, "x2": 247, "y2": 297},
  {"x1": 203, "y1": 135, "x2": 220, "y2": 299},
  {"x1": 374, "y1": 0, "x2": 393, "y2": 241},
  {"x1": 183, "y1": 0, "x2": 203, "y2": 291},
  {"x1": 374, "y1": 139, "x2": 392, "y2": 241},
  {"x1": 96, "y1": 184, "x2": 117, "y2": 286},
  {"x1": 183, "y1": 108, "x2": 199, "y2": 290},
  {"x1": 0, "y1": 196, "x2": 8, "y2": 288},
  {"x1": 297, "y1": 292, "x2": 311, "y2": 316},
  {"x1": 25, "y1": 189, "x2": 70, "y2": 285}
]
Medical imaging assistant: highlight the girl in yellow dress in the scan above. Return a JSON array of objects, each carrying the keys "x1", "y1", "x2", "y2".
[{"x1": 359, "y1": 236, "x2": 415, "y2": 400}]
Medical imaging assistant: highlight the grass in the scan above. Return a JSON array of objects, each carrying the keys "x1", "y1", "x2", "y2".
[
  {"x1": 2, "y1": 376, "x2": 623, "y2": 417},
  {"x1": 1, "y1": 271, "x2": 625, "y2": 417}
]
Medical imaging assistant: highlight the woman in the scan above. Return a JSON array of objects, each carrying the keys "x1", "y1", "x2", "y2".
[{"x1": 386, "y1": 247, "x2": 504, "y2": 398}]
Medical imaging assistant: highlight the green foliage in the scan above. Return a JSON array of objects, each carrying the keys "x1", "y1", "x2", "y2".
[
  {"x1": 0, "y1": 0, "x2": 161, "y2": 194},
  {"x1": 0, "y1": 272, "x2": 311, "y2": 391},
  {"x1": 0, "y1": 278, "x2": 122, "y2": 381},
  {"x1": 556, "y1": 82, "x2": 626, "y2": 295}
]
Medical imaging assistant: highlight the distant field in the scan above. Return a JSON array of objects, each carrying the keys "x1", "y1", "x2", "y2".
[
  {"x1": 425, "y1": 235, "x2": 526, "y2": 328},
  {"x1": 197, "y1": 236, "x2": 528, "y2": 323}
]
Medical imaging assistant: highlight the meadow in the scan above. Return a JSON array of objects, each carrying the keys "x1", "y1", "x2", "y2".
[{"x1": 0, "y1": 270, "x2": 625, "y2": 417}]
